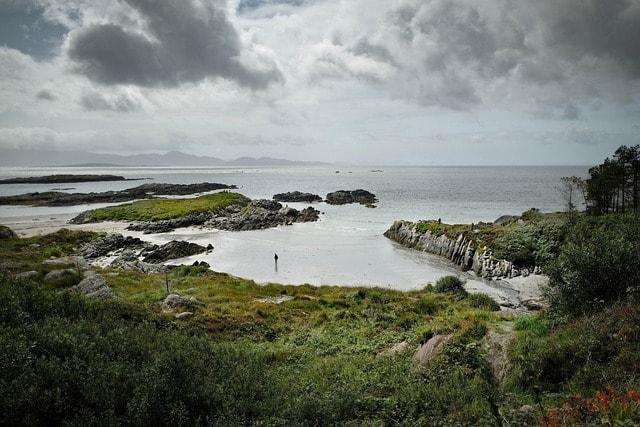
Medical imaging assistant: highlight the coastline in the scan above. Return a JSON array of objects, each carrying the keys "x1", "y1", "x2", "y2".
[
  {"x1": 1, "y1": 213, "x2": 545, "y2": 310},
  {"x1": 0, "y1": 213, "x2": 132, "y2": 238}
]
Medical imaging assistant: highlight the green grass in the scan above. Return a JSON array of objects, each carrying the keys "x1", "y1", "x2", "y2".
[{"x1": 84, "y1": 192, "x2": 249, "y2": 222}]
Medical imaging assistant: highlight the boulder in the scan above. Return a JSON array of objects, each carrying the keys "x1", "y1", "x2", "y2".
[
  {"x1": 162, "y1": 294, "x2": 186, "y2": 311},
  {"x1": 413, "y1": 334, "x2": 452, "y2": 366},
  {"x1": 493, "y1": 215, "x2": 521, "y2": 226},
  {"x1": 0, "y1": 225, "x2": 17, "y2": 239},
  {"x1": 326, "y1": 189, "x2": 377, "y2": 207},
  {"x1": 70, "y1": 274, "x2": 115, "y2": 298},
  {"x1": 142, "y1": 240, "x2": 207, "y2": 263},
  {"x1": 81, "y1": 234, "x2": 145, "y2": 259},
  {"x1": 13, "y1": 270, "x2": 38, "y2": 280},
  {"x1": 273, "y1": 191, "x2": 322, "y2": 203}
]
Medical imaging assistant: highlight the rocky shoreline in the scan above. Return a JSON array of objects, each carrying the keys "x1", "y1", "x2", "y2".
[
  {"x1": 0, "y1": 182, "x2": 237, "y2": 207},
  {"x1": 384, "y1": 220, "x2": 543, "y2": 281},
  {"x1": 116, "y1": 199, "x2": 321, "y2": 233}
]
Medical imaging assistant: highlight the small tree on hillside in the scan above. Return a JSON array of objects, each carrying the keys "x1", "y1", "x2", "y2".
[{"x1": 559, "y1": 176, "x2": 586, "y2": 219}]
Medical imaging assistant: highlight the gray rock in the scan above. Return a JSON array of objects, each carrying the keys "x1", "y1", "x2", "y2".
[
  {"x1": 0, "y1": 225, "x2": 17, "y2": 239},
  {"x1": 13, "y1": 270, "x2": 38, "y2": 280},
  {"x1": 70, "y1": 274, "x2": 115, "y2": 298},
  {"x1": 326, "y1": 189, "x2": 377, "y2": 207},
  {"x1": 142, "y1": 240, "x2": 206, "y2": 264},
  {"x1": 493, "y1": 215, "x2": 521, "y2": 226},
  {"x1": 162, "y1": 294, "x2": 185, "y2": 311},
  {"x1": 175, "y1": 312, "x2": 194, "y2": 320},
  {"x1": 413, "y1": 334, "x2": 452, "y2": 366},
  {"x1": 81, "y1": 234, "x2": 145, "y2": 259},
  {"x1": 273, "y1": 191, "x2": 322, "y2": 203}
]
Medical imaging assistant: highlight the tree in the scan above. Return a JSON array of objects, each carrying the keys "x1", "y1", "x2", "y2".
[
  {"x1": 559, "y1": 176, "x2": 586, "y2": 219},
  {"x1": 586, "y1": 145, "x2": 640, "y2": 215}
]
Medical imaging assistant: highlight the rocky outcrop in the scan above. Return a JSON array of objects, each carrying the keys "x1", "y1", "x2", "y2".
[
  {"x1": 141, "y1": 241, "x2": 206, "y2": 264},
  {"x1": 8, "y1": 182, "x2": 237, "y2": 208},
  {"x1": 325, "y1": 189, "x2": 377, "y2": 207},
  {"x1": 0, "y1": 225, "x2": 17, "y2": 239},
  {"x1": 69, "y1": 274, "x2": 115, "y2": 298},
  {"x1": 273, "y1": 191, "x2": 322, "y2": 203},
  {"x1": 81, "y1": 234, "x2": 146, "y2": 259},
  {"x1": 384, "y1": 220, "x2": 542, "y2": 281},
  {"x1": 80, "y1": 233, "x2": 208, "y2": 271},
  {"x1": 204, "y1": 200, "x2": 320, "y2": 231},
  {"x1": 126, "y1": 211, "x2": 216, "y2": 234},
  {"x1": 413, "y1": 334, "x2": 452, "y2": 366},
  {"x1": 124, "y1": 199, "x2": 320, "y2": 234}
]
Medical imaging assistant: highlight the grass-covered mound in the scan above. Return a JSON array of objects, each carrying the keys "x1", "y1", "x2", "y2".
[{"x1": 83, "y1": 192, "x2": 248, "y2": 222}]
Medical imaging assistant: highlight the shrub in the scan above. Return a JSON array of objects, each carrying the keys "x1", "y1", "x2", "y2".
[
  {"x1": 545, "y1": 215, "x2": 640, "y2": 317},
  {"x1": 433, "y1": 275, "x2": 466, "y2": 296},
  {"x1": 467, "y1": 293, "x2": 500, "y2": 311}
]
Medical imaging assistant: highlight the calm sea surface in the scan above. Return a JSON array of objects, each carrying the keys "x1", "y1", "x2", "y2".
[{"x1": 0, "y1": 165, "x2": 589, "y2": 288}]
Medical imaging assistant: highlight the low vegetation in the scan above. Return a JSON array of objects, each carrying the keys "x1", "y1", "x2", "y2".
[{"x1": 83, "y1": 192, "x2": 248, "y2": 222}]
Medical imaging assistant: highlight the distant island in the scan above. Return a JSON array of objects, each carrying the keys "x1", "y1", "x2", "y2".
[
  {"x1": 0, "y1": 148, "x2": 331, "y2": 168},
  {"x1": 0, "y1": 174, "x2": 133, "y2": 184}
]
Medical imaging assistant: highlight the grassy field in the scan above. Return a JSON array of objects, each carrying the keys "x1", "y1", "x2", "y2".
[{"x1": 84, "y1": 192, "x2": 249, "y2": 222}]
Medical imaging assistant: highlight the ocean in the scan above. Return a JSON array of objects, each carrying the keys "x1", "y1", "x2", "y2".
[{"x1": 0, "y1": 165, "x2": 589, "y2": 289}]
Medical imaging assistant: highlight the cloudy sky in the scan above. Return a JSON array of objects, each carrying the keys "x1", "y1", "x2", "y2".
[{"x1": 1, "y1": 0, "x2": 639, "y2": 165}]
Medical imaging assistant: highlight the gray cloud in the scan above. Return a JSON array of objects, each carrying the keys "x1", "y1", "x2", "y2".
[
  {"x1": 310, "y1": 0, "x2": 640, "y2": 110},
  {"x1": 535, "y1": 0, "x2": 640, "y2": 77},
  {"x1": 68, "y1": 0, "x2": 283, "y2": 89},
  {"x1": 36, "y1": 89, "x2": 56, "y2": 101},
  {"x1": 80, "y1": 90, "x2": 143, "y2": 112},
  {"x1": 563, "y1": 104, "x2": 580, "y2": 121}
]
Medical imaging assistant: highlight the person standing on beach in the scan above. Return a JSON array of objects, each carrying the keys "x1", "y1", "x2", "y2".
[{"x1": 274, "y1": 253, "x2": 279, "y2": 272}]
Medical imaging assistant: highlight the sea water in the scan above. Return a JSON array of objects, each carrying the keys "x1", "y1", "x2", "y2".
[{"x1": 0, "y1": 165, "x2": 589, "y2": 289}]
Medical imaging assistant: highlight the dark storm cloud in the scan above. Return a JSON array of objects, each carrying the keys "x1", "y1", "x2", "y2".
[
  {"x1": 373, "y1": 0, "x2": 640, "y2": 109},
  {"x1": 535, "y1": 0, "x2": 640, "y2": 76},
  {"x1": 68, "y1": 0, "x2": 283, "y2": 89}
]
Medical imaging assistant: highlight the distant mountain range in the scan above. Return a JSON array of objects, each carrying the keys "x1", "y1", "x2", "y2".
[{"x1": 0, "y1": 149, "x2": 331, "y2": 167}]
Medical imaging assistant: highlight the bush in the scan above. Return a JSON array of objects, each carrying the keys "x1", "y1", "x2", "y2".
[
  {"x1": 545, "y1": 215, "x2": 640, "y2": 317},
  {"x1": 433, "y1": 275, "x2": 466, "y2": 296},
  {"x1": 467, "y1": 293, "x2": 500, "y2": 311},
  {"x1": 512, "y1": 316, "x2": 546, "y2": 337}
]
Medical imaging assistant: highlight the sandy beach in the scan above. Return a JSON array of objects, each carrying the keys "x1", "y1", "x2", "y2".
[{"x1": 1, "y1": 213, "x2": 133, "y2": 238}]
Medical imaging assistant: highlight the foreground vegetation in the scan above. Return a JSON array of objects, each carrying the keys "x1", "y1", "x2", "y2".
[{"x1": 2, "y1": 211, "x2": 640, "y2": 425}]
